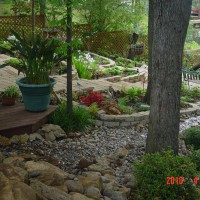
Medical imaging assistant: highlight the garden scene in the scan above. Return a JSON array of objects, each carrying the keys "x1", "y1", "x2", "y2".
[{"x1": 0, "y1": 0, "x2": 200, "y2": 200}]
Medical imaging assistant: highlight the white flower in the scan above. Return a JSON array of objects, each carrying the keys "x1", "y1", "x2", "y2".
[{"x1": 7, "y1": 35, "x2": 16, "y2": 41}]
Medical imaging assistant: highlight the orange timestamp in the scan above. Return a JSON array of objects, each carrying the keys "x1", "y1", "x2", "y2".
[{"x1": 166, "y1": 176, "x2": 199, "y2": 185}]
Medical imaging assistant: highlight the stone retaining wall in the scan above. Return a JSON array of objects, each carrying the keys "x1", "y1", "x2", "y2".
[{"x1": 95, "y1": 102, "x2": 200, "y2": 127}]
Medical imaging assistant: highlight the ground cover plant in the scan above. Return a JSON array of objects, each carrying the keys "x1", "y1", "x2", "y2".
[
  {"x1": 181, "y1": 84, "x2": 200, "y2": 103},
  {"x1": 133, "y1": 150, "x2": 200, "y2": 200}
]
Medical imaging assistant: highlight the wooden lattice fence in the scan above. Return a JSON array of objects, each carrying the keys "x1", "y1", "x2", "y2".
[
  {"x1": 0, "y1": 15, "x2": 45, "y2": 39},
  {"x1": 0, "y1": 15, "x2": 148, "y2": 58}
]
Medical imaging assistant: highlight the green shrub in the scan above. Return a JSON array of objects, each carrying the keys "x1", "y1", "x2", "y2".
[
  {"x1": 118, "y1": 97, "x2": 133, "y2": 114},
  {"x1": 125, "y1": 87, "x2": 145, "y2": 102},
  {"x1": 181, "y1": 85, "x2": 200, "y2": 100},
  {"x1": 133, "y1": 150, "x2": 200, "y2": 200},
  {"x1": 182, "y1": 127, "x2": 200, "y2": 150},
  {"x1": 50, "y1": 101, "x2": 94, "y2": 132},
  {"x1": 190, "y1": 149, "x2": 200, "y2": 171},
  {"x1": 105, "y1": 67, "x2": 121, "y2": 75}
]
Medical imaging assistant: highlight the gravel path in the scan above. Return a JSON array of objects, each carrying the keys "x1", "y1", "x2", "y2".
[{"x1": 1, "y1": 116, "x2": 200, "y2": 184}]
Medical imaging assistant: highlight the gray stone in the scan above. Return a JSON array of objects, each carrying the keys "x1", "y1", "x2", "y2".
[
  {"x1": 103, "y1": 189, "x2": 127, "y2": 200},
  {"x1": 29, "y1": 133, "x2": 44, "y2": 141},
  {"x1": 103, "y1": 121, "x2": 119, "y2": 127},
  {"x1": 84, "y1": 186, "x2": 101, "y2": 199},
  {"x1": 30, "y1": 180, "x2": 71, "y2": 200},
  {"x1": 70, "y1": 192, "x2": 93, "y2": 200},
  {"x1": 65, "y1": 180, "x2": 84, "y2": 193},
  {"x1": 120, "y1": 122, "x2": 131, "y2": 127},
  {"x1": 45, "y1": 132, "x2": 56, "y2": 141},
  {"x1": 95, "y1": 120, "x2": 103, "y2": 126}
]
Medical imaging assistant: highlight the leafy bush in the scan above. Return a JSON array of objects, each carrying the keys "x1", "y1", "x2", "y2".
[
  {"x1": 182, "y1": 127, "x2": 200, "y2": 150},
  {"x1": 134, "y1": 150, "x2": 200, "y2": 200},
  {"x1": 181, "y1": 85, "x2": 200, "y2": 100},
  {"x1": 118, "y1": 97, "x2": 133, "y2": 114},
  {"x1": 80, "y1": 90, "x2": 104, "y2": 107},
  {"x1": 125, "y1": 87, "x2": 145, "y2": 102},
  {"x1": 0, "y1": 41, "x2": 13, "y2": 53},
  {"x1": 50, "y1": 101, "x2": 94, "y2": 132},
  {"x1": 88, "y1": 102, "x2": 99, "y2": 115},
  {"x1": 189, "y1": 149, "x2": 200, "y2": 171}
]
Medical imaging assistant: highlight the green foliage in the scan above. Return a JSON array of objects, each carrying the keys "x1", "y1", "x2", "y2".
[
  {"x1": 0, "y1": 31, "x2": 67, "y2": 84},
  {"x1": 184, "y1": 41, "x2": 200, "y2": 51},
  {"x1": 105, "y1": 67, "x2": 121, "y2": 75},
  {"x1": 73, "y1": 58, "x2": 93, "y2": 79},
  {"x1": 118, "y1": 97, "x2": 133, "y2": 114},
  {"x1": 5, "y1": 58, "x2": 22, "y2": 68},
  {"x1": 181, "y1": 85, "x2": 200, "y2": 100},
  {"x1": 133, "y1": 150, "x2": 200, "y2": 200},
  {"x1": 189, "y1": 149, "x2": 200, "y2": 171},
  {"x1": 0, "y1": 41, "x2": 12, "y2": 52},
  {"x1": 88, "y1": 102, "x2": 99, "y2": 115},
  {"x1": 50, "y1": 101, "x2": 94, "y2": 133},
  {"x1": 182, "y1": 127, "x2": 200, "y2": 150},
  {"x1": 125, "y1": 87, "x2": 145, "y2": 102},
  {"x1": 134, "y1": 102, "x2": 150, "y2": 112},
  {"x1": 3, "y1": 85, "x2": 20, "y2": 97},
  {"x1": 75, "y1": 0, "x2": 139, "y2": 32}
]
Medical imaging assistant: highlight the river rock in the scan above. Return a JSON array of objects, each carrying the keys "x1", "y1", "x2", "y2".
[
  {"x1": 30, "y1": 179, "x2": 71, "y2": 200},
  {"x1": 84, "y1": 186, "x2": 102, "y2": 199},
  {"x1": 65, "y1": 180, "x2": 84, "y2": 193},
  {"x1": 103, "y1": 189, "x2": 127, "y2": 200},
  {"x1": 70, "y1": 192, "x2": 93, "y2": 200},
  {"x1": 78, "y1": 174, "x2": 103, "y2": 190}
]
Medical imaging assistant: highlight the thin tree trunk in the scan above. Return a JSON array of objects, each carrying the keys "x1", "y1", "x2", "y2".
[
  {"x1": 31, "y1": 0, "x2": 35, "y2": 39},
  {"x1": 146, "y1": 0, "x2": 192, "y2": 155},
  {"x1": 144, "y1": 0, "x2": 153, "y2": 104},
  {"x1": 66, "y1": 0, "x2": 73, "y2": 114},
  {"x1": 39, "y1": 0, "x2": 46, "y2": 16}
]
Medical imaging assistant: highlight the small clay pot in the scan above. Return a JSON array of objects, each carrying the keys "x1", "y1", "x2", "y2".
[{"x1": 2, "y1": 96, "x2": 16, "y2": 106}]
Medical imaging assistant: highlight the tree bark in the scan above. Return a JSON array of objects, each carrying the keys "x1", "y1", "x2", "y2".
[
  {"x1": 66, "y1": 0, "x2": 73, "y2": 114},
  {"x1": 146, "y1": 0, "x2": 192, "y2": 155},
  {"x1": 144, "y1": 0, "x2": 153, "y2": 104}
]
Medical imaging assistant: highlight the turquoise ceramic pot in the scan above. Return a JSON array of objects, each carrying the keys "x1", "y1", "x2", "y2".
[{"x1": 16, "y1": 77, "x2": 56, "y2": 112}]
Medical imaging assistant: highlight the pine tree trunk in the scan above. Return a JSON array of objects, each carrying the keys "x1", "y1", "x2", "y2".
[{"x1": 146, "y1": 0, "x2": 192, "y2": 155}]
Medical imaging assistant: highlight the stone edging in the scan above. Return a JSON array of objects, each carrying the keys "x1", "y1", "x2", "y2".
[{"x1": 94, "y1": 102, "x2": 200, "y2": 127}]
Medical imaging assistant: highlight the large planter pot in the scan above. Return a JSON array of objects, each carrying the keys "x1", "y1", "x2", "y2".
[{"x1": 16, "y1": 77, "x2": 56, "y2": 112}]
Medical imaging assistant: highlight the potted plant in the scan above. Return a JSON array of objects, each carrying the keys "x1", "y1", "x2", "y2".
[
  {"x1": 1, "y1": 85, "x2": 20, "y2": 106},
  {"x1": 0, "y1": 31, "x2": 67, "y2": 112}
]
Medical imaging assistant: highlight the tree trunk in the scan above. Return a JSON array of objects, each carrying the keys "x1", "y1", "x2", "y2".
[
  {"x1": 146, "y1": 0, "x2": 192, "y2": 155},
  {"x1": 66, "y1": 0, "x2": 73, "y2": 114},
  {"x1": 144, "y1": 0, "x2": 153, "y2": 104}
]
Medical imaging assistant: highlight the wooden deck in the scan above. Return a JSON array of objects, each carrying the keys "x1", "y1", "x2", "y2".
[{"x1": 0, "y1": 103, "x2": 57, "y2": 137}]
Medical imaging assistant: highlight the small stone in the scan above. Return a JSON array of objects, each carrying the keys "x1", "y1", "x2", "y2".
[
  {"x1": 103, "y1": 189, "x2": 127, "y2": 200},
  {"x1": 29, "y1": 133, "x2": 44, "y2": 141},
  {"x1": 19, "y1": 134, "x2": 29, "y2": 144},
  {"x1": 84, "y1": 186, "x2": 101, "y2": 199},
  {"x1": 70, "y1": 192, "x2": 94, "y2": 200},
  {"x1": 78, "y1": 157, "x2": 96, "y2": 169},
  {"x1": 65, "y1": 180, "x2": 84, "y2": 193},
  {"x1": 45, "y1": 132, "x2": 56, "y2": 141}
]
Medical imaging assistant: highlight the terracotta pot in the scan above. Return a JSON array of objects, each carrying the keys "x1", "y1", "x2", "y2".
[{"x1": 2, "y1": 96, "x2": 16, "y2": 106}]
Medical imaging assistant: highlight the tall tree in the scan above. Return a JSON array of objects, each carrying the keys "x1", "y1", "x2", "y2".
[
  {"x1": 146, "y1": 0, "x2": 192, "y2": 154},
  {"x1": 66, "y1": 0, "x2": 73, "y2": 114}
]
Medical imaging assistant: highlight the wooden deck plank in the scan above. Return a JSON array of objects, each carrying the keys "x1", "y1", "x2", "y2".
[{"x1": 0, "y1": 103, "x2": 57, "y2": 137}]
